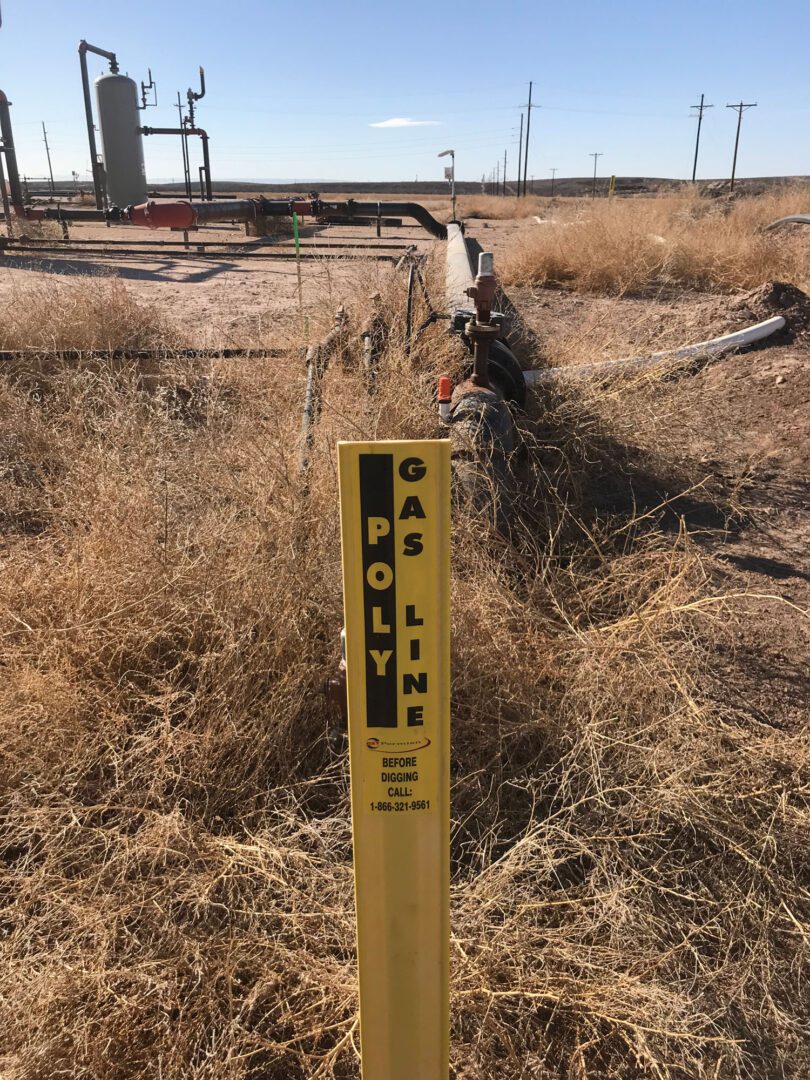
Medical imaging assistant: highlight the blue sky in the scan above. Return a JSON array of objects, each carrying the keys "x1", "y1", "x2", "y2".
[{"x1": 2, "y1": 0, "x2": 809, "y2": 185}]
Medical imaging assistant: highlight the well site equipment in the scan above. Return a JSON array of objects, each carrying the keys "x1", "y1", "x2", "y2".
[
  {"x1": 1, "y1": 39, "x2": 454, "y2": 242},
  {"x1": 79, "y1": 41, "x2": 206, "y2": 211},
  {"x1": 78, "y1": 40, "x2": 150, "y2": 209},
  {"x1": 94, "y1": 64, "x2": 148, "y2": 207},
  {"x1": 0, "y1": 70, "x2": 448, "y2": 238}
]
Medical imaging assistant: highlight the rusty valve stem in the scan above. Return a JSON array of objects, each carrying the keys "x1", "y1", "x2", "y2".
[{"x1": 464, "y1": 251, "x2": 499, "y2": 388}]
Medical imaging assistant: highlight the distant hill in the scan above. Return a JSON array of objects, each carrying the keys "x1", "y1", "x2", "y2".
[
  {"x1": 150, "y1": 176, "x2": 810, "y2": 198},
  {"x1": 30, "y1": 176, "x2": 809, "y2": 201}
]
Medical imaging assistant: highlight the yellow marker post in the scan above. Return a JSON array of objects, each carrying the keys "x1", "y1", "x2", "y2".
[{"x1": 338, "y1": 439, "x2": 451, "y2": 1080}]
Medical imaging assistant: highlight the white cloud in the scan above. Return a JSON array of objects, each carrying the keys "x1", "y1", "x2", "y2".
[{"x1": 369, "y1": 117, "x2": 442, "y2": 128}]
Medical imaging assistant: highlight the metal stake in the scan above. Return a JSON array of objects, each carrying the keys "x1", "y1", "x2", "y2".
[{"x1": 293, "y1": 211, "x2": 305, "y2": 330}]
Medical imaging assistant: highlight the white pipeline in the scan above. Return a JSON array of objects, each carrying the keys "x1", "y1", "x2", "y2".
[
  {"x1": 765, "y1": 214, "x2": 810, "y2": 231},
  {"x1": 445, "y1": 222, "x2": 475, "y2": 311},
  {"x1": 524, "y1": 315, "x2": 786, "y2": 387}
]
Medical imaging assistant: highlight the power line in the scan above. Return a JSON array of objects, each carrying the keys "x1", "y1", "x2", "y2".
[
  {"x1": 726, "y1": 101, "x2": 757, "y2": 191},
  {"x1": 690, "y1": 93, "x2": 713, "y2": 182},
  {"x1": 521, "y1": 81, "x2": 537, "y2": 197}
]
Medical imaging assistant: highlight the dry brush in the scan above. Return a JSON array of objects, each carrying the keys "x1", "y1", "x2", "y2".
[{"x1": 0, "y1": 239, "x2": 807, "y2": 1079}]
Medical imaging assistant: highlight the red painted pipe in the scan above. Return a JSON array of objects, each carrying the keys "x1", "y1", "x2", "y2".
[
  {"x1": 127, "y1": 198, "x2": 263, "y2": 228},
  {"x1": 118, "y1": 197, "x2": 447, "y2": 237},
  {"x1": 128, "y1": 199, "x2": 197, "y2": 230}
]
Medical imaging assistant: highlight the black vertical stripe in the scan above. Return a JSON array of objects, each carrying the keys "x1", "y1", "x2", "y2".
[{"x1": 360, "y1": 454, "x2": 398, "y2": 728}]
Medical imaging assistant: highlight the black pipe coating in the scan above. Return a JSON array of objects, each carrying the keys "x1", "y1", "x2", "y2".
[{"x1": 323, "y1": 201, "x2": 447, "y2": 239}]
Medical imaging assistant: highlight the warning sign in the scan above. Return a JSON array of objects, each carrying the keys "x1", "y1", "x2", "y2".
[
  {"x1": 338, "y1": 439, "x2": 450, "y2": 1080},
  {"x1": 340, "y1": 441, "x2": 450, "y2": 816}
]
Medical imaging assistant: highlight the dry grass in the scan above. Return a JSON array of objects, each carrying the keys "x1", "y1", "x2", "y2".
[
  {"x1": 14, "y1": 219, "x2": 63, "y2": 240},
  {"x1": 0, "y1": 259, "x2": 807, "y2": 1079},
  {"x1": 501, "y1": 188, "x2": 810, "y2": 295},
  {"x1": 453, "y1": 194, "x2": 548, "y2": 221},
  {"x1": 0, "y1": 275, "x2": 179, "y2": 352}
]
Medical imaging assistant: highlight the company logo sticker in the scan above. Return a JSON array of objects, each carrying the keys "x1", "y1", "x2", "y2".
[{"x1": 366, "y1": 737, "x2": 432, "y2": 752}]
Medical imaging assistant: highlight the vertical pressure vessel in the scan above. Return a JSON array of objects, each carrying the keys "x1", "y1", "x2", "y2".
[{"x1": 95, "y1": 73, "x2": 147, "y2": 207}]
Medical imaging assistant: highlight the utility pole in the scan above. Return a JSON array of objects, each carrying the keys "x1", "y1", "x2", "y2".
[
  {"x1": 496, "y1": 157, "x2": 500, "y2": 194},
  {"x1": 549, "y1": 167, "x2": 557, "y2": 196},
  {"x1": 41, "y1": 122, "x2": 54, "y2": 192},
  {"x1": 590, "y1": 152, "x2": 603, "y2": 198},
  {"x1": 522, "y1": 81, "x2": 535, "y2": 197},
  {"x1": 516, "y1": 113, "x2": 524, "y2": 198},
  {"x1": 726, "y1": 101, "x2": 757, "y2": 192},
  {"x1": 503, "y1": 148, "x2": 507, "y2": 195},
  {"x1": 690, "y1": 93, "x2": 713, "y2": 183}
]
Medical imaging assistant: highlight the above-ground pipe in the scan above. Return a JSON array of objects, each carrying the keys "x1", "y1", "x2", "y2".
[
  {"x1": 125, "y1": 197, "x2": 446, "y2": 237},
  {"x1": 127, "y1": 198, "x2": 260, "y2": 229},
  {"x1": 0, "y1": 90, "x2": 22, "y2": 210},
  {"x1": 445, "y1": 222, "x2": 474, "y2": 309},
  {"x1": 765, "y1": 214, "x2": 810, "y2": 231},
  {"x1": 319, "y1": 201, "x2": 447, "y2": 239},
  {"x1": 523, "y1": 315, "x2": 786, "y2": 386},
  {"x1": 79, "y1": 40, "x2": 118, "y2": 210},
  {"x1": 0, "y1": 345, "x2": 291, "y2": 362},
  {"x1": 0, "y1": 150, "x2": 12, "y2": 235},
  {"x1": 140, "y1": 127, "x2": 212, "y2": 200},
  {"x1": 36, "y1": 206, "x2": 111, "y2": 222}
]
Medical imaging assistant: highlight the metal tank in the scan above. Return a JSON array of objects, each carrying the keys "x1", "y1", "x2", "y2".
[{"x1": 95, "y1": 73, "x2": 147, "y2": 207}]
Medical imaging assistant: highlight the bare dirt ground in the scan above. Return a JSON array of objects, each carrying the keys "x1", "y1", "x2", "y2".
[{"x1": 0, "y1": 219, "x2": 433, "y2": 348}]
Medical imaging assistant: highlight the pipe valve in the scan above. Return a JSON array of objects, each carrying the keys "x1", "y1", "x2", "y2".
[
  {"x1": 465, "y1": 251, "x2": 497, "y2": 324},
  {"x1": 463, "y1": 250, "x2": 499, "y2": 388}
]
